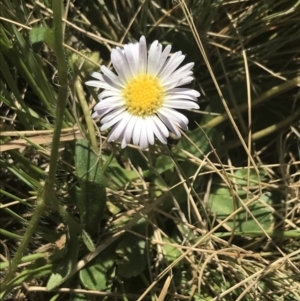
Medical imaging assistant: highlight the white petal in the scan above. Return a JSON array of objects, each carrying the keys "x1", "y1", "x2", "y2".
[
  {"x1": 163, "y1": 100, "x2": 199, "y2": 110},
  {"x1": 133, "y1": 118, "x2": 143, "y2": 146},
  {"x1": 168, "y1": 88, "x2": 200, "y2": 98},
  {"x1": 121, "y1": 137, "x2": 127, "y2": 148},
  {"x1": 129, "y1": 42, "x2": 140, "y2": 73},
  {"x1": 170, "y1": 62, "x2": 194, "y2": 77},
  {"x1": 94, "y1": 98, "x2": 124, "y2": 116},
  {"x1": 90, "y1": 72, "x2": 104, "y2": 81},
  {"x1": 139, "y1": 121, "x2": 149, "y2": 150},
  {"x1": 149, "y1": 116, "x2": 168, "y2": 144},
  {"x1": 95, "y1": 96, "x2": 123, "y2": 108},
  {"x1": 176, "y1": 76, "x2": 194, "y2": 87},
  {"x1": 159, "y1": 107, "x2": 189, "y2": 130},
  {"x1": 85, "y1": 80, "x2": 119, "y2": 91},
  {"x1": 165, "y1": 94, "x2": 197, "y2": 102},
  {"x1": 161, "y1": 71, "x2": 193, "y2": 87},
  {"x1": 95, "y1": 102, "x2": 124, "y2": 116},
  {"x1": 147, "y1": 40, "x2": 160, "y2": 74},
  {"x1": 145, "y1": 117, "x2": 155, "y2": 145},
  {"x1": 139, "y1": 36, "x2": 147, "y2": 74},
  {"x1": 152, "y1": 115, "x2": 169, "y2": 137},
  {"x1": 99, "y1": 90, "x2": 122, "y2": 99},
  {"x1": 124, "y1": 115, "x2": 138, "y2": 144},
  {"x1": 155, "y1": 45, "x2": 172, "y2": 76},
  {"x1": 107, "y1": 113, "x2": 131, "y2": 141},
  {"x1": 91, "y1": 111, "x2": 100, "y2": 119},
  {"x1": 101, "y1": 66, "x2": 124, "y2": 88},
  {"x1": 102, "y1": 74, "x2": 123, "y2": 90},
  {"x1": 159, "y1": 51, "x2": 185, "y2": 79},
  {"x1": 124, "y1": 43, "x2": 139, "y2": 77},
  {"x1": 111, "y1": 48, "x2": 131, "y2": 83},
  {"x1": 93, "y1": 107, "x2": 112, "y2": 118},
  {"x1": 106, "y1": 125, "x2": 118, "y2": 142},
  {"x1": 158, "y1": 112, "x2": 181, "y2": 137},
  {"x1": 100, "y1": 109, "x2": 127, "y2": 129}
]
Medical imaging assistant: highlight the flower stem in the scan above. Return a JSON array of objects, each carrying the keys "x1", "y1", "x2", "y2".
[{"x1": 44, "y1": 0, "x2": 69, "y2": 206}]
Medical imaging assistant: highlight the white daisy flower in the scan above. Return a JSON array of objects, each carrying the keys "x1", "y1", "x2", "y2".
[{"x1": 86, "y1": 36, "x2": 200, "y2": 150}]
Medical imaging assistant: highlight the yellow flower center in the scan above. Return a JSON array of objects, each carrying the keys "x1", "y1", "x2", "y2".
[{"x1": 123, "y1": 74, "x2": 164, "y2": 116}]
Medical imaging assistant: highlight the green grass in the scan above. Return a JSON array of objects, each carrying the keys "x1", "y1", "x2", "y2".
[{"x1": 0, "y1": 0, "x2": 300, "y2": 300}]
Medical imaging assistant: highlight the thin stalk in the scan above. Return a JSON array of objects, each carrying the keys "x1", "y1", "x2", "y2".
[
  {"x1": 0, "y1": 228, "x2": 23, "y2": 240},
  {"x1": 0, "y1": 253, "x2": 48, "y2": 270},
  {"x1": 44, "y1": 0, "x2": 69, "y2": 205}
]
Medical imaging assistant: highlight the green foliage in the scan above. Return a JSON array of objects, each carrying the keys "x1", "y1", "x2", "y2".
[
  {"x1": 29, "y1": 27, "x2": 55, "y2": 49},
  {"x1": 79, "y1": 246, "x2": 116, "y2": 291},
  {"x1": 75, "y1": 139, "x2": 106, "y2": 236},
  {"x1": 116, "y1": 234, "x2": 147, "y2": 278},
  {"x1": 209, "y1": 169, "x2": 275, "y2": 233},
  {"x1": 116, "y1": 221, "x2": 147, "y2": 278}
]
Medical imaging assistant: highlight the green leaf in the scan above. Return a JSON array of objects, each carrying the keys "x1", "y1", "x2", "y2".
[
  {"x1": 81, "y1": 229, "x2": 95, "y2": 252},
  {"x1": 116, "y1": 234, "x2": 146, "y2": 278},
  {"x1": 235, "y1": 169, "x2": 268, "y2": 188},
  {"x1": 69, "y1": 51, "x2": 101, "y2": 75},
  {"x1": 75, "y1": 139, "x2": 106, "y2": 236},
  {"x1": 103, "y1": 155, "x2": 138, "y2": 188},
  {"x1": 163, "y1": 238, "x2": 181, "y2": 262},
  {"x1": 79, "y1": 247, "x2": 116, "y2": 291},
  {"x1": 208, "y1": 171, "x2": 275, "y2": 233},
  {"x1": 155, "y1": 155, "x2": 174, "y2": 174},
  {"x1": 177, "y1": 126, "x2": 222, "y2": 158},
  {"x1": 29, "y1": 27, "x2": 55, "y2": 49}
]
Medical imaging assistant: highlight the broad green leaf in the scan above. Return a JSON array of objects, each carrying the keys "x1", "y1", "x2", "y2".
[
  {"x1": 155, "y1": 155, "x2": 174, "y2": 174},
  {"x1": 29, "y1": 27, "x2": 55, "y2": 49},
  {"x1": 75, "y1": 139, "x2": 106, "y2": 236},
  {"x1": 116, "y1": 234, "x2": 146, "y2": 278},
  {"x1": 177, "y1": 126, "x2": 222, "y2": 158},
  {"x1": 103, "y1": 155, "x2": 138, "y2": 188},
  {"x1": 79, "y1": 247, "x2": 116, "y2": 291},
  {"x1": 233, "y1": 168, "x2": 266, "y2": 187},
  {"x1": 69, "y1": 51, "x2": 101, "y2": 75},
  {"x1": 209, "y1": 175, "x2": 274, "y2": 233},
  {"x1": 162, "y1": 238, "x2": 181, "y2": 262},
  {"x1": 115, "y1": 219, "x2": 149, "y2": 278}
]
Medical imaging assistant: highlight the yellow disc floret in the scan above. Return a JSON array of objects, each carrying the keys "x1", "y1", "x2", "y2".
[{"x1": 123, "y1": 74, "x2": 164, "y2": 116}]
